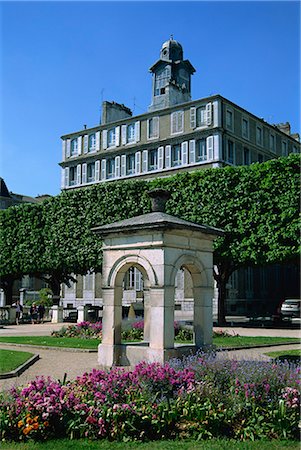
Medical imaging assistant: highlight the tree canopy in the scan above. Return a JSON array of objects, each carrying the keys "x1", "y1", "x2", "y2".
[{"x1": 0, "y1": 154, "x2": 300, "y2": 320}]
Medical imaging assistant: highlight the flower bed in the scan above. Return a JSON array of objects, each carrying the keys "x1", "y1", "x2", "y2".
[
  {"x1": 0, "y1": 354, "x2": 299, "y2": 443},
  {"x1": 51, "y1": 321, "x2": 239, "y2": 342}
]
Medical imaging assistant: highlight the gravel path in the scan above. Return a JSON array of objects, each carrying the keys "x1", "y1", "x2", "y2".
[{"x1": 0, "y1": 342, "x2": 300, "y2": 392}]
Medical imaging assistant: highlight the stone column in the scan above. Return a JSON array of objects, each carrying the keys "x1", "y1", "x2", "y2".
[
  {"x1": 0, "y1": 289, "x2": 5, "y2": 307},
  {"x1": 149, "y1": 286, "x2": 175, "y2": 360},
  {"x1": 51, "y1": 305, "x2": 64, "y2": 323},
  {"x1": 98, "y1": 286, "x2": 123, "y2": 367},
  {"x1": 143, "y1": 289, "x2": 151, "y2": 341},
  {"x1": 193, "y1": 286, "x2": 213, "y2": 347},
  {"x1": 9, "y1": 306, "x2": 16, "y2": 325},
  {"x1": 19, "y1": 288, "x2": 26, "y2": 306}
]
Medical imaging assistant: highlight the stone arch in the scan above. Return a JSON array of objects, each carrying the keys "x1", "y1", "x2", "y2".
[
  {"x1": 107, "y1": 254, "x2": 158, "y2": 289},
  {"x1": 169, "y1": 253, "x2": 209, "y2": 288}
]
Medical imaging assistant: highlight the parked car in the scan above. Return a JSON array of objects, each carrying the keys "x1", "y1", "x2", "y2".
[{"x1": 280, "y1": 299, "x2": 301, "y2": 319}]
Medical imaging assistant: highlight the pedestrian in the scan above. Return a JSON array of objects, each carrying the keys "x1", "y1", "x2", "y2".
[
  {"x1": 15, "y1": 299, "x2": 23, "y2": 325},
  {"x1": 30, "y1": 303, "x2": 38, "y2": 324},
  {"x1": 38, "y1": 303, "x2": 45, "y2": 324}
]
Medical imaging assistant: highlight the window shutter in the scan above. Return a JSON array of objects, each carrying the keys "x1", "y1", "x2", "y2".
[
  {"x1": 95, "y1": 132, "x2": 100, "y2": 151},
  {"x1": 65, "y1": 167, "x2": 69, "y2": 187},
  {"x1": 213, "y1": 135, "x2": 219, "y2": 160},
  {"x1": 181, "y1": 142, "x2": 188, "y2": 165},
  {"x1": 95, "y1": 160, "x2": 100, "y2": 181},
  {"x1": 61, "y1": 168, "x2": 65, "y2": 188},
  {"x1": 115, "y1": 156, "x2": 121, "y2": 178},
  {"x1": 135, "y1": 121, "x2": 140, "y2": 142},
  {"x1": 82, "y1": 163, "x2": 87, "y2": 183},
  {"x1": 115, "y1": 126, "x2": 120, "y2": 146},
  {"x1": 179, "y1": 111, "x2": 184, "y2": 132},
  {"x1": 171, "y1": 112, "x2": 176, "y2": 134},
  {"x1": 206, "y1": 103, "x2": 212, "y2": 125},
  {"x1": 190, "y1": 107, "x2": 196, "y2": 128},
  {"x1": 102, "y1": 130, "x2": 108, "y2": 150},
  {"x1": 165, "y1": 145, "x2": 171, "y2": 168},
  {"x1": 121, "y1": 155, "x2": 126, "y2": 177},
  {"x1": 101, "y1": 160, "x2": 106, "y2": 180},
  {"x1": 207, "y1": 136, "x2": 214, "y2": 160},
  {"x1": 66, "y1": 139, "x2": 71, "y2": 158},
  {"x1": 189, "y1": 140, "x2": 196, "y2": 164},
  {"x1": 62, "y1": 140, "x2": 66, "y2": 161},
  {"x1": 76, "y1": 164, "x2": 81, "y2": 185},
  {"x1": 142, "y1": 150, "x2": 148, "y2": 172},
  {"x1": 121, "y1": 125, "x2": 127, "y2": 145},
  {"x1": 77, "y1": 136, "x2": 82, "y2": 155},
  {"x1": 158, "y1": 146, "x2": 164, "y2": 169},
  {"x1": 135, "y1": 151, "x2": 141, "y2": 174},
  {"x1": 154, "y1": 116, "x2": 159, "y2": 137},
  {"x1": 84, "y1": 135, "x2": 88, "y2": 154}
]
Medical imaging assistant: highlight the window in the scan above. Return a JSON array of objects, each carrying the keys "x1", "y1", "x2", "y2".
[
  {"x1": 108, "y1": 128, "x2": 116, "y2": 147},
  {"x1": 124, "y1": 267, "x2": 143, "y2": 291},
  {"x1": 107, "y1": 158, "x2": 115, "y2": 179},
  {"x1": 226, "y1": 109, "x2": 233, "y2": 130},
  {"x1": 242, "y1": 118, "x2": 249, "y2": 139},
  {"x1": 281, "y1": 141, "x2": 287, "y2": 156},
  {"x1": 88, "y1": 133, "x2": 96, "y2": 151},
  {"x1": 269, "y1": 134, "x2": 275, "y2": 152},
  {"x1": 227, "y1": 140, "x2": 234, "y2": 164},
  {"x1": 293, "y1": 145, "x2": 299, "y2": 154},
  {"x1": 243, "y1": 147, "x2": 250, "y2": 165},
  {"x1": 196, "y1": 106, "x2": 206, "y2": 127},
  {"x1": 69, "y1": 167, "x2": 77, "y2": 186},
  {"x1": 87, "y1": 163, "x2": 95, "y2": 183},
  {"x1": 84, "y1": 272, "x2": 94, "y2": 291},
  {"x1": 171, "y1": 144, "x2": 181, "y2": 167},
  {"x1": 256, "y1": 126, "x2": 263, "y2": 145},
  {"x1": 258, "y1": 153, "x2": 263, "y2": 163},
  {"x1": 155, "y1": 67, "x2": 170, "y2": 96},
  {"x1": 127, "y1": 154, "x2": 135, "y2": 175},
  {"x1": 196, "y1": 139, "x2": 207, "y2": 162},
  {"x1": 149, "y1": 149, "x2": 158, "y2": 170},
  {"x1": 171, "y1": 111, "x2": 184, "y2": 134},
  {"x1": 71, "y1": 139, "x2": 78, "y2": 156},
  {"x1": 127, "y1": 123, "x2": 135, "y2": 143},
  {"x1": 147, "y1": 117, "x2": 159, "y2": 139}
]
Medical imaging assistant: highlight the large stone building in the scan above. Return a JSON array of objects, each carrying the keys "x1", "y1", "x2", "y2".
[{"x1": 59, "y1": 39, "x2": 300, "y2": 317}]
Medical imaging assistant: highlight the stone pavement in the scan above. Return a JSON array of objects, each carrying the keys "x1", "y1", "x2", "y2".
[{"x1": 0, "y1": 322, "x2": 300, "y2": 392}]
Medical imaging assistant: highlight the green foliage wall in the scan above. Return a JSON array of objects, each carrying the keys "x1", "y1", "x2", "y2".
[{"x1": 0, "y1": 155, "x2": 300, "y2": 281}]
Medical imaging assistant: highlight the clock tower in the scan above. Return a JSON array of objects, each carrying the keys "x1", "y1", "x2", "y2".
[{"x1": 149, "y1": 38, "x2": 196, "y2": 112}]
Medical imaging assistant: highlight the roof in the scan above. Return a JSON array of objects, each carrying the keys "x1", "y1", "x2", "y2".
[
  {"x1": 0, "y1": 178, "x2": 11, "y2": 198},
  {"x1": 91, "y1": 211, "x2": 224, "y2": 237}
]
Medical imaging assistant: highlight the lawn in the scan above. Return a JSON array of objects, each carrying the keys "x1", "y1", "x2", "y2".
[
  {"x1": 0, "y1": 335, "x2": 299, "y2": 350},
  {"x1": 0, "y1": 349, "x2": 34, "y2": 373},
  {"x1": 0, "y1": 438, "x2": 299, "y2": 450},
  {"x1": 265, "y1": 349, "x2": 301, "y2": 363}
]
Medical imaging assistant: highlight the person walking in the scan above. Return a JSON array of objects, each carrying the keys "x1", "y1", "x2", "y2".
[
  {"x1": 15, "y1": 300, "x2": 23, "y2": 325},
  {"x1": 38, "y1": 303, "x2": 45, "y2": 324},
  {"x1": 30, "y1": 303, "x2": 38, "y2": 324}
]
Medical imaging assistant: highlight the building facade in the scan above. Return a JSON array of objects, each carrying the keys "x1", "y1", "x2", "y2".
[{"x1": 59, "y1": 39, "x2": 300, "y2": 316}]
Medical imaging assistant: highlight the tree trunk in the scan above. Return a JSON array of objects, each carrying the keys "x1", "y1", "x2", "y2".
[{"x1": 214, "y1": 263, "x2": 236, "y2": 326}]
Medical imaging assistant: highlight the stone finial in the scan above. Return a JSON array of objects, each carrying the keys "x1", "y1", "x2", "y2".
[{"x1": 148, "y1": 189, "x2": 171, "y2": 213}]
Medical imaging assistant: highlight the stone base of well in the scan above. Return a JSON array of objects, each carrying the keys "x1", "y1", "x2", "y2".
[{"x1": 98, "y1": 342, "x2": 203, "y2": 368}]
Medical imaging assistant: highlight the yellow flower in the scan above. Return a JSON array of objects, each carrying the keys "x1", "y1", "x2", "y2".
[
  {"x1": 32, "y1": 422, "x2": 39, "y2": 430},
  {"x1": 17, "y1": 420, "x2": 24, "y2": 428},
  {"x1": 26, "y1": 417, "x2": 33, "y2": 425},
  {"x1": 33, "y1": 416, "x2": 39, "y2": 422},
  {"x1": 43, "y1": 421, "x2": 49, "y2": 427},
  {"x1": 23, "y1": 426, "x2": 32, "y2": 435}
]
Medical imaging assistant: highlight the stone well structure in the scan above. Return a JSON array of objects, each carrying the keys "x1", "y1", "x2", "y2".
[{"x1": 92, "y1": 190, "x2": 223, "y2": 367}]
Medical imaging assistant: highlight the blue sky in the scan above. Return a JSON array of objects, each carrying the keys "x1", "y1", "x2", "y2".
[{"x1": 1, "y1": 1, "x2": 300, "y2": 198}]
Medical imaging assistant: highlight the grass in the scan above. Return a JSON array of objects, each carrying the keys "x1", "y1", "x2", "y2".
[
  {"x1": 0, "y1": 349, "x2": 34, "y2": 373},
  {"x1": 264, "y1": 349, "x2": 301, "y2": 363},
  {"x1": 0, "y1": 336, "x2": 299, "y2": 350},
  {"x1": 0, "y1": 439, "x2": 299, "y2": 450}
]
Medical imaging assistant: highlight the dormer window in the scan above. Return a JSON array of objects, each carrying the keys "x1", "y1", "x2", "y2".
[
  {"x1": 88, "y1": 133, "x2": 96, "y2": 151},
  {"x1": 71, "y1": 139, "x2": 78, "y2": 156},
  {"x1": 127, "y1": 124, "x2": 135, "y2": 143},
  {"x1": 108, "y1": 128, "x2": 116, "y2": 147}
]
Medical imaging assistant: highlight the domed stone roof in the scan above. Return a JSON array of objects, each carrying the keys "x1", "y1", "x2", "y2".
[{"x1": 160, "y1": 38, "x2": 183, "y2": 61}]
